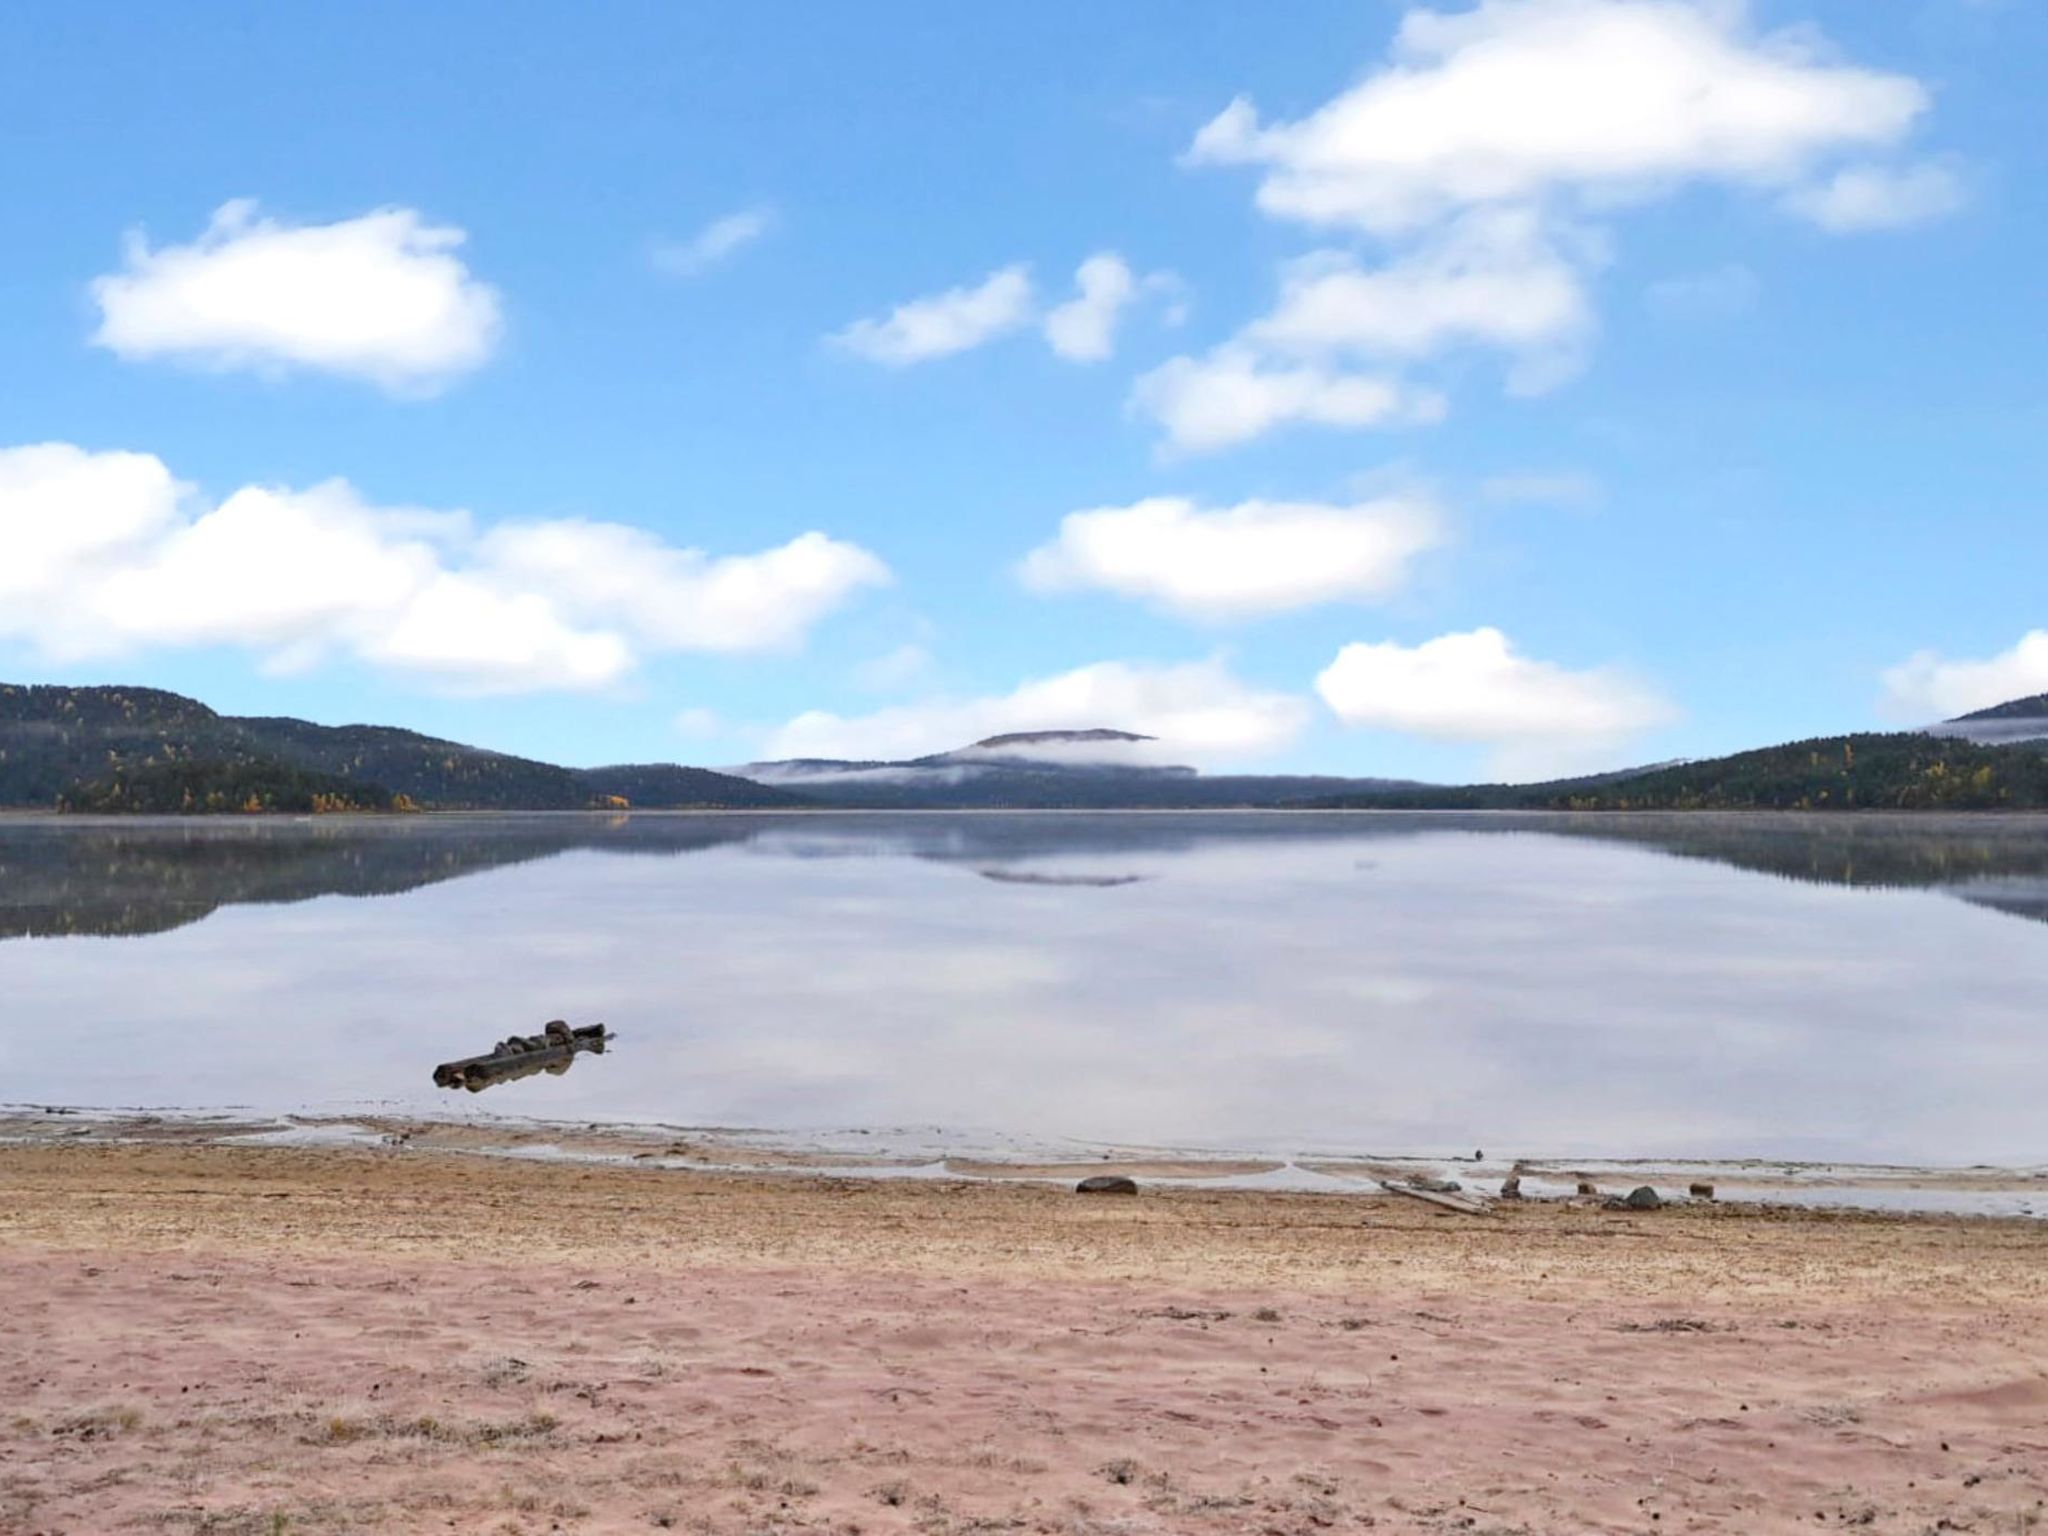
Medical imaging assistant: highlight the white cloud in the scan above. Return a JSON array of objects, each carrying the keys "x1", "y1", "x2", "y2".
[
  {"x1": 1784, "y1": 159, "x2": 1967, "y2": 232},
  {"x1": 832, "y1": 264, "x2": 1035, "y2": 365},
  {"x1": 1044, "y1": 253, "x2": 1138, "y2": 362},
  {"x1": 478, "y1": 521, "x2": 889, "y2": 654},
  {"x1": 1881, "y1": 633, "x2": 2048, "y2": 721},
  {"x1": 0, "y1": 443, "x2": 184, "y2": 605},
  {"x1": 1020, "y1": 494, "x2": 1440, "y2": 620},
  {"x1": 1130, "y1": 347, "x2": 1445, "y2": 454},
  {"x1": 1188, "y1": 0, "x2": 1931, "y2": 234},
  {"x1": 90, "y1": 200, "x2": 502, "y2": 393},
  {"x1": 652, "y1": 206, "x2": 776, "y2": 276},
  {"x1": 1316, "y1": 626, "x2": 1674, "y2": 778},
  {"x1": 361, "y1": 573, "x2": 631, "y2": 693},
  {"x1": 0, "y1": 443, "x2": 888, "y2": 694},
  {"x1": 1169, "y1": 2, "x2": 1954, "y2": 451},
  {"x1": 763, "y1": 658, "x2": 1312, "y2": 766},
  {"x1": 1248, "y1": 209, "x2": 1595, "y2": 386}
]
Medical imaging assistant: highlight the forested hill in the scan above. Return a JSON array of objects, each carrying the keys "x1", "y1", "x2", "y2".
[
  {"x1": 0, "y1": 683, "x2": 798, "y2": 812},
  {"x1": 1952, "y1": 693, "x2": 2048, "y2": 722},
  {"x1": 1304, "y1": 733, "x2": 2048, "y2": 812}
]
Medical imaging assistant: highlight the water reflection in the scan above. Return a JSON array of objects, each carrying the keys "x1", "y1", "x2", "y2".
[
  {"x1": 3, "y1": 811, "x2": 2046, "y2": 1164},
  {"x1": 10, "y1": 811, "x2": 2048, "y2": 939}
]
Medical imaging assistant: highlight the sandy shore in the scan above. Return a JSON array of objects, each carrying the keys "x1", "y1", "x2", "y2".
[{"x1": 4, "y1": 1144, "x2": 2047, "y2": 1534}]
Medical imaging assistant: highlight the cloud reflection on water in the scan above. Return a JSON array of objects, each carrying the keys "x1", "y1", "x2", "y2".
[{"x1": 2, "y1": 812, "x2": 2045, "y2": 1165}]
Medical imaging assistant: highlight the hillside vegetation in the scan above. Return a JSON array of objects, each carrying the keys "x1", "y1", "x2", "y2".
[
  {"x1": 0, "y1": 684, "x2": 797, "y2": 813},
  {"x1": 1309, "y1": 733, "x2": 2048, "y2": 812}
]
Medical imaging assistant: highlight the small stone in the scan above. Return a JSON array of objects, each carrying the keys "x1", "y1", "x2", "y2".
[
  {"x1": 1076, "y1": 1175, "x2": 1139, "y2": 1195},
  {"x1": 1577, "y1": 1180, "x2": 1600, "y2": 1197},
  {"x1": 1623, "y1": 1186, "x2": 1663, "y2": 1211},
  {"x1": 1689, "y1": 1182, "x2": 1716, "y2": 1200}
]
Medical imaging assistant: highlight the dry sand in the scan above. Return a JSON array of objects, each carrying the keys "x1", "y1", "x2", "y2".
[{"x1": 3, "y1": 1142, "x2": 2046, "y2": 1535}]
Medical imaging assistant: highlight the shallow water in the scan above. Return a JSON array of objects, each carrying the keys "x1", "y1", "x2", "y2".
[{"x1": 4, "y1": 810, "x2": 2047, "y2": 1166}]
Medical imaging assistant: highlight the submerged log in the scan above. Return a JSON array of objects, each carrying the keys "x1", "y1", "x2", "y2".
[{"x1": 433, "y1": 1020, "x2": 611, "y2": 1093}]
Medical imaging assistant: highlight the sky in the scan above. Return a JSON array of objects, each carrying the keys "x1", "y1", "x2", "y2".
[{"x1": 1, "y1": 0, "x2": 2043, "y2": 782}]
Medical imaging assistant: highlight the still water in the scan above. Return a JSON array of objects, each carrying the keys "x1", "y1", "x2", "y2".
[{"x1": 2, "y1": 811, "x2": 2045, "y2": 1165}]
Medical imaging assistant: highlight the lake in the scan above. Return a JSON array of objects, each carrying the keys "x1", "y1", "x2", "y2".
[{"x1": 3, "y1": 810, "x2": 2046, "y2": 1168}]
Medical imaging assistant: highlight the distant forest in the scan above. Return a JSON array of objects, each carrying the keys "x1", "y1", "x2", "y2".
[
  {"x1": 1309, "y1": 734, "x2": 2048, "y2": 812},
  {"x1": 9, "y1": 681, "x2": 2048, "y2": 815},
  {"x1": 0, "y1": 683, "x2": 796, "y2": 814}
]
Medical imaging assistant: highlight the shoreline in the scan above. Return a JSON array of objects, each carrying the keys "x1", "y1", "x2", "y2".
[
  {"x1": 7, "y1": 1106, "x2": 2045, "y2": 1221},
  {"x1": 4, "y1": 1139, "x2": 2046, "y2": 1533}
]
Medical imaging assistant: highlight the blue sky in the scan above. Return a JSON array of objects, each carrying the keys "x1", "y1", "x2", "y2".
[{"x1": 1, "y1": 0, "x2": 2042, "y2": 781}]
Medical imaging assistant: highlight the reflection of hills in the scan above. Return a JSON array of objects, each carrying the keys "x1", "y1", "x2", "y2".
[
  {"x1": 0, "y1": 817, "x2": 764, "y2": 939},
  {"x1": 1943, "y1": 876, "x2": 2048, "y2": 926},
  {"x1": 9, "y1": 809, "x2": 2048, "y2": 940},
  {"x1": 1532, "y1": 812, "x2": 2048, "y2": 899},
  {"x1": 973, "y1": 869, "x2": 1149, "y2": 888}
]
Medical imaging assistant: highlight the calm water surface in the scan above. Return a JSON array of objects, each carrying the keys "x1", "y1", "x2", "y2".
[{"x1": 3, "y1": 811, "x2": 2046, "y2": 1165}]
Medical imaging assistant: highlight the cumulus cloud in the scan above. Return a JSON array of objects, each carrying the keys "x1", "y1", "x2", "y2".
[
  {"x1": 1163, "y1": 1, "x2": 1954, "y2": 451},
  {"x1": 1131, "y1": 348, "x2": 1445, "y2": 454},
  {"x1": 0, "y1": 443, "x2": 887, "y2": 694},
  {"x1": 1043, "y1": 253, "x2": 1139, "y2": 362},
  {"x1": 831, "y1": 264, "x2": 1036, "y2": 365},
  {"x1": 1784, "y1": 159, "x2": 1967, "y2": 232},
  {"x1": 762, "y1": 658, "x2": 1312, "y2": 766},
  {"x1": 1315, "y1": 626, "x2": 1674, "y2": 778},
  {"x1": 836, "y1": 253, "x2": 1176, "y2": 367},
  {"x1": 1881, "y1": 633, "x2": 2048, "y2": 721},
  {"x1": 1187, "y1": 0, "x2": 1931, "y2": 234},
  {"x1": 651, "y1": 206, "x2": 776, "y2": 276},
  {"x1": 90, "y1": 200, "x2": 502, "y2": 392},
  {"x1": 1020, "y1": 494, "x2": 1439, "y2": 620},
  {"x1": 477, "y1": 521, "x2": 888, "y2": 654},
  {"x1": 1248, "y1": 209, "x2": 1596, "y2": 386}
]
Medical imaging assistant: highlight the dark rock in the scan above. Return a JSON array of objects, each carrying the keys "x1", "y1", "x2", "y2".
[
  {"x1": 1623, "y1": 1185, "x2": 1663, "y2": 1210},
  {"x1": 1576, "y1": 1180, "x2": 1600, "y2": 1198},
  {"x1": 1499, "y1": 1175, "x2": 1522, "y2": 1200},
  {"x1": 1076, "y1": 1175, "x2": 1139, "y2": 1196},
  {"x1": 1689, "y1": 1182, "x2": 1715, "y2": 1200}
]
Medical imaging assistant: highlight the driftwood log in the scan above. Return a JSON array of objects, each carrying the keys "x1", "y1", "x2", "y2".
[
  {"x1": 1377, "y1": 1178, "x2": 1493, "y2": 1216},
  {"x1": 433, "y1": 1020, "x2": 611, "y2": 1092}
]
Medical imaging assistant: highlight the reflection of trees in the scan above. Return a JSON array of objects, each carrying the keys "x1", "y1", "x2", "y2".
[
  {"x1": 8, "y1": 809, "x2": 2048, "y2": 940},
  {"x1": 0, "y1": 818, "x2": 763, "y2": 939},
  {"x1": 1532, "y1": 812, "x2": 2048, "y2": 894}
]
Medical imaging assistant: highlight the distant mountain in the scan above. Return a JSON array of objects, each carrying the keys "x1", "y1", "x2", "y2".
[
  {"x1": 1953, "y1": 694, "x2": 2048, "y2": 721},
  {"x1": 20, "y1": 680, "x2": 2048, "y2": 817},
  {"x1": 0, "y1": 683, "x2": 799, "y2": 812},
  {"x1": 736, "y1": 725, "x2": 1417, "y2": 808},
  {"x1": 1928, "y1": 693, "x2": 2048, "y2": 747}
]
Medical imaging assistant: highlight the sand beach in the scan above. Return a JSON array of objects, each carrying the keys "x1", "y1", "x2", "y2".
[{"x1": 4, "y1": 1137, "x2": 2046, "y2": 1534}]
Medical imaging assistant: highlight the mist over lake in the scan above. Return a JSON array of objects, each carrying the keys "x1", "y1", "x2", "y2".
[{"x1": 5, "y1": 810, "x2": 2046, "y2": 1167}]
